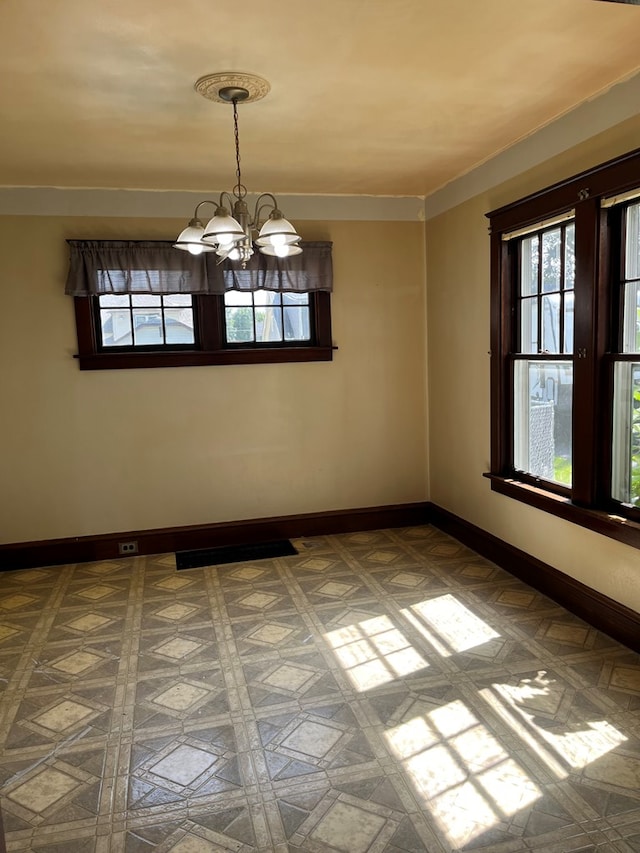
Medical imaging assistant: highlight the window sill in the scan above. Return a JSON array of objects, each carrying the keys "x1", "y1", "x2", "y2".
[
  {"x1": 484, "y1": 473, "x2": 640, "y2": 551},
  {"x1": 75, "y1": 346, "x2": 335, "y2": 370}
]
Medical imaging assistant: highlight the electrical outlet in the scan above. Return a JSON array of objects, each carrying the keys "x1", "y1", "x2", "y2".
[{"x1": 118, "y1": 541, "x2": 138, "y2": 555}]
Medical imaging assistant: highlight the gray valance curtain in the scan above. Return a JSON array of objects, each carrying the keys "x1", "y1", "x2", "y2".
[{"x1": 65, "y1": 240, "x2": 333, "y2": 296}]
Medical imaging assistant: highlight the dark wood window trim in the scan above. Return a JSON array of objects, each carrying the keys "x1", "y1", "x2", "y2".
[
  {"x1": 483, "y1": 473, "x2": 640, "y2": 550},
  {"x1": 74, "y1": 292, "x2": 333, "y2": 369},
  {"x1": 487, "y1": 145, "x2": 640, "y2": 551}
]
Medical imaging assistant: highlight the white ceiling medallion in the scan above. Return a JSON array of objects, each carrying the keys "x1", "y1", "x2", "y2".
[{"x1": 194, "y1": 72, "x2": 271, "y2": 105}]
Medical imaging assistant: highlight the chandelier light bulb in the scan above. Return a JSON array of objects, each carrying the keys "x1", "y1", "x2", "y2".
[{"x1": 259, "y1": 244, "x2": 303, "y2": 258}]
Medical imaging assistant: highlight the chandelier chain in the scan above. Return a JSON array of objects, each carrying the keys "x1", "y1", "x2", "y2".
[{"x1": 232, "y1": 99, "x2": 247, "y2": 200}]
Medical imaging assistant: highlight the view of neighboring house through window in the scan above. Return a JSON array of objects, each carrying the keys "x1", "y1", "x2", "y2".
[
  {"x1": 224, "y1": 290, "x2": 311, "y2": 344},
  {"x1": 611, "y1": 200, "x2": 640, "y2": 507},
  {"x1": 97, "y1": 290, "x2": 313, "y2": 349},
  {"x1": 512, "y1": 221, "x2": 575, "y2": 487},
  {"x1": 98, "y1": 294, "x2": 195, "y2": 347}
]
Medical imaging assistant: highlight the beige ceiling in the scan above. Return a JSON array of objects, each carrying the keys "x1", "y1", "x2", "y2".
[{"x1": 1, "y1": 0, "x2": 640, "y2": 197}]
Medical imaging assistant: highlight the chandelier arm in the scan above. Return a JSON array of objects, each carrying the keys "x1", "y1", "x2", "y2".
[
  {"x1": 193, "y1": 199, "x2": 221, "y2": 219},
  {"x1": 218, "y1": 191, "x2": 236, "y2": 211},
  {"x1": 252, "y1": 193, "x2": 279, "y2": 227}
]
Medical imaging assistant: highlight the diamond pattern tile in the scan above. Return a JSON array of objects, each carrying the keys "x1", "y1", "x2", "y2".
[
  {"x1": 32, "y1": 699, "x2": 97, "y2": 733},
  {"x1": 64, "y1": 613, "x2": 114, "y2": 633},
  {"x1": 49, "y1": 649, "x2": 105, "y2": 675},
  {"x1": 152, "y1": 637, "x2": 204, "y2": 660},
  {"x1": 8, "y1": 766, "x2": 81, "y2": 812},
  {"x1": 237, "y1": 591, "x2": 279, "y2": 609},
  {"x1": 0, "y1": 525, "x2": 639, "y2": 853},
  {"x1": 129, "y1": 727, "x2": 243, "y2": 808},
  {"x1": 248, "y1": 623, "x2": 293, "y2": 644},
  {"x1": 153, "y1": 602, "x2": 200, "y2": 622},
  {"x1": 2, "y1": 754, "x2": 102, "y2": 828},
  {"x1": 74, "y1": 584, "x2": 121, "y2": 601},
  {"x1": 0, "y1": 593, "x2": 38, "y2": 610},
  {"x1": 80, "y1": 560, "x2": 127, "y2": 576},
  {"x1": 152, "y1": 575, "x2": 196, "y2": 591},
  {"x1": 0, "y1": 623, "x2": 21, "y2": 642},
  {"x1": 311, "y1": 799, "x2": 386, "y2": 851},
  {"x1": 150, "y1": 745, "x2": 217, "y2": 785}
]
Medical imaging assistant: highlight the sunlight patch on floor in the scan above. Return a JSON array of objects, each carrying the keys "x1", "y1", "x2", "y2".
[
  {"x1": 385, "y1": 699, "x2": 541, "y2": 848},
  {"x1": 489, "y1": 672, "x2": 627, "y2": 769},
  {"x1": 408, "y1": 594, "x2": 500, "y2": 655},
  {"x1": 325, "y1": 600, "x2": 628, "y2": 848},
  {"x1": 324, "y1": 615, "x2": 428, "y2": 691}
]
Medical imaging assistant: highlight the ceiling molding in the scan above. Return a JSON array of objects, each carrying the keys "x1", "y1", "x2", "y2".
[
  {"x1": 0, "y1": 187, "x2": 425, "y2": 222},
  {"x1": 5, "y1": 67, "x2": 639, "y2": 226},
  {"x1": 424, "y1": 69, "x2": 640, "y2": 221}
]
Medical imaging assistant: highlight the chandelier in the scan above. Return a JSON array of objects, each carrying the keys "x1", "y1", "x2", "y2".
[{"x1": 174, "y1": 73, "x2": 302, "y2": 268}]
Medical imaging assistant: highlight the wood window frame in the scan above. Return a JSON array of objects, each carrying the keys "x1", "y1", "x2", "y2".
[
  {"x1": 486, "y1": 146, "x2": 640, "y2": 550},
  {"x1": 73, "y1": 291, "x2": 333, "y2": 370}
]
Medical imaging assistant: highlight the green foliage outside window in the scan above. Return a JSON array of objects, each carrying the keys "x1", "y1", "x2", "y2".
[{"x1": 553, "y1": 456, "x2": 572, "y2": 485}]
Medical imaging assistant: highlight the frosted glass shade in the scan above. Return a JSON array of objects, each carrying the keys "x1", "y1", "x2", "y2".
[
  {"x1": 255, "y1": 215, "x2": 301, "y2": 247},
  {"x1": 203, "y1": 210, "x2": 245, "y2": 244},
  {"x1": 173, "y1": 223, "x2": 216, "y2": 253}
]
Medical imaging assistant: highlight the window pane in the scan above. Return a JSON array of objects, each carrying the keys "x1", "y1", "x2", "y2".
[
  {"x1": 622, "y1": 281, "x2": 640, "y2": 354},
  {"x1": 513, "y1": 360, "x2": 573, "y2": 485},
  {"x1": 625, "y1": 202, "x2": 640, "y2": 281},
  {"x1": 612, "y1": 362, "x2": 640, "y2": 506},
  {"x1": 254, "y1": 290, "x2": 281, "y2": 307},
  {"x1": 164, "y1": 308, "x2": 195, "y2": 344},
  {"x1": 132, "y1": 309, "x2": 163, "y2": 345},
  {"x1": 283, "y1": 292, "x2": 309, "y2": 306},
  {"x1": 100, "y1": 309, "x2": 132, "y2": 346},
  {"x1": 224, "y1": 290, "x2": 253, "y2": 307},
  {"x1": 99, "y1": 294, "x2": 130, "y2": 308},
  {"x1": 284, "y1": 306, "x2": 311, "y2": 341},
  {"x1": 520, "y1": 235, "x2": 539, "y2": 296},
  {"x1": 541, "y1": 293, "x2": 561, "y2": 353},
  {"x1": 225, "y1": 306, "x2": 254, "y2": 342},
  {"x1": 520, "y1": 297, "x2": 538, "y2": 354},
  {"x1": 163, "y1": 294, "x2": 192, "y2": 307},
  {"x1": 542, "y1": 228, "x2": 561, "y2": 292},
  {"x1": 131, "y1": 294, "x2": 161, "y2": 307},
  {"x1": 256, "y1": 307, "x2": 283, "y2": 342},
  {"x1": 564, "y1": 291, "x2": 574, "y2": 354},
  {"x1": 564, "y1": 223, "x2": 575, "y2": 290}
]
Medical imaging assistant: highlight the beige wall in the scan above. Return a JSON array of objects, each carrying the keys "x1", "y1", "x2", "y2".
[
  {"x1": 0, "y1": 217, "x2": 427, "y2": 543},
  {"x1": 426, "y1": 114, "x2": 640, "y2": 615}
]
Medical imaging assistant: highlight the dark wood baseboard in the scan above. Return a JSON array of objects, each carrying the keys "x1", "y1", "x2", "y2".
[
  {"x1": 0, "y1": 502, "x2": 431, "y2": 571},
  {"x1": 5, "y1": 499, "x2": 638, "y2": 653},
  {"x1": 428, "y1": 502, "x2": 640, "y2": 654}
]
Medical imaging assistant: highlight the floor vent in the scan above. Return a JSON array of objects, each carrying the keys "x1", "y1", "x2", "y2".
[{"x1": 175, "y1": 539, "x2": 298, "y2": 571}]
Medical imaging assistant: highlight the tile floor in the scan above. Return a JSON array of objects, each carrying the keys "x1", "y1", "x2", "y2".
[{"x1": 1, "y1": 526, "x2": 640, "y2": 852}]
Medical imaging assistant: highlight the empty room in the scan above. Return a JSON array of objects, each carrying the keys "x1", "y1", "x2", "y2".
[{"x1": 2, "y1": 1, "x2": 640, "y2": 851}]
